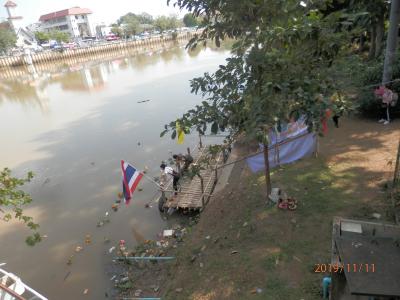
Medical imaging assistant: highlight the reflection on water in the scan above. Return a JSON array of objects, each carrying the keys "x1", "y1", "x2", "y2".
[
  {"x1": 0, "y1": 45, "x2": 229, "y2": 300},
  {"x1": 0, "y1": 46, "x2": 218, "y2": 106}
]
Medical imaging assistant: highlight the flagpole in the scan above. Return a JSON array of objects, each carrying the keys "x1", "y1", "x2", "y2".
[
  {"x1": 122, "y1": 160, "x2": 165, "y2": 189},
  {"x1": 141, "y1": 172, "x2": 163, "y2": 189}
]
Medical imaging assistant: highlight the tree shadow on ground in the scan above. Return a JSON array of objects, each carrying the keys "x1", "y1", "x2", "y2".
[{"x1": 162, "y1": 117, "x2": 399, "y2": 300}]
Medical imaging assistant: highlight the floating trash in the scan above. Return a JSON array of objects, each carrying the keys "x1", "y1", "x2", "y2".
[
  {"x1": 163, "y1": 230, "x2": 174, "y2": 237},
  {"x1": 75, "y1": 246, "x2": 83, "y2": 253},
  {"x1": 112, "y1": 204, "x2": 118, "y2": 212},
  {"x1": 109, "y1": 246, "x2": 116, "y2": 253},
  {"x1": 85, "y1": 235, "x2": 91, "y2": 245},
  {"x1": 67, "y1": 255, "x2": 74, "y2": 265}
]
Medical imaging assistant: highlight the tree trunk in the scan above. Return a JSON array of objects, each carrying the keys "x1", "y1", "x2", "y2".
[
  {"x1": 263, "y1": 142, "x2": 272, "y2": 196},
  {"x1": 382, "y1": 0, "x2": 400, "y2": 84},
  {"x1": 393, "y1": 139, "x2": 400, "y2": 187},
  {"x1": 375, "y1": 14, "x2": 385, "y2": 58},
  {"x1": 368, "y1": 25, "x2": 377, "y2": 60},
  {"x1": 360, "y1": 32, "x2": 366, "y2": 52}
]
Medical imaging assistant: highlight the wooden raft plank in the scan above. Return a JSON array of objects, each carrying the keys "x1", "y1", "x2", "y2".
[{"x1": 164, "y1": 150, "x2": 223, "y2": 209}]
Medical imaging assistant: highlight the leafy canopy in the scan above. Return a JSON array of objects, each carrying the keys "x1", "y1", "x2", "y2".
[
  {"x1": 0, "y1": 28, "x2": 16, "y2": 54},
  {"x1": 162, "y1": 0, "x2": 354, "y2": 143},
  {"x1": 154, "y1": 15, "x2": 180, "y2": 32},
  {"x1": 0, "y1": 168, "x2": 41, "y2": 246},
  {"x1": 118, "y1": 12, "x2": 154, "y2": 26},
  {"x1": 183, "y1": 13, "x2": 201, "y2": 27},
  {"x1": 35, "y1": 30, "x2": 70, "y2": 43}
]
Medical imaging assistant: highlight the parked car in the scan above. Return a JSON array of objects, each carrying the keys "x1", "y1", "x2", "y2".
[
  {"x1": 105, "y1": 34, "x2": 119, "y2": 41},
  {"x1": 62, "y1": 42, "x2": 77, "y2": 50}
]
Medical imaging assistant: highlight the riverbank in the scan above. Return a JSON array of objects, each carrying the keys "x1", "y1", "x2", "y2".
[
  {"x1": 0, "y1": 31, "x2": 199, "y2": 69},
  {"x1": 117, "y1": 116, "x2": 399, "y2": 299},
  {"x1": 0, "y1": 45, "x2": 231, "y2": 300}
]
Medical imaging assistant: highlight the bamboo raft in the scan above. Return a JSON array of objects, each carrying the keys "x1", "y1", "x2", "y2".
[{"x1": 163, "y1": 147, "x2": 224, "y2": 210}]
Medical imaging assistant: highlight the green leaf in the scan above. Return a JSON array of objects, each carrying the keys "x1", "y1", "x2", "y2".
[
  {"x1": 160, "y1": 130, "x2": 168, "y2": 138},
  {"x1": 171, "y1": 130, "x2": 177, "y2": 140}
]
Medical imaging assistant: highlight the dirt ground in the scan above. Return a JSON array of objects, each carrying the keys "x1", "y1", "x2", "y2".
[{"x1": 119, "y1": 117, "x2": 399, "y2": 300}]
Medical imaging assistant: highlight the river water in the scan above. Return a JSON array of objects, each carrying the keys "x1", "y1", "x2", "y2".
[{"x1": 0, "y1": 45, "x2": 229, "y2": 299}]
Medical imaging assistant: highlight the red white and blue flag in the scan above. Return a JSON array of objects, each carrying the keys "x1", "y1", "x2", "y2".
[{"x1": 121, "y1": 160, "x2": 144, "y2": 205}]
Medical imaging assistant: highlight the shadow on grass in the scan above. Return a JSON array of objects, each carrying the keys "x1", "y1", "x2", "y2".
[{"x1": 163, "y1": 151, "x2": 395, "y2": 300}]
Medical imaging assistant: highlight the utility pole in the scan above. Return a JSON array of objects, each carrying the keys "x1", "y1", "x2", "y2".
[{"x1": 382, "y1": 0, "x2": 400, "y2": 84}]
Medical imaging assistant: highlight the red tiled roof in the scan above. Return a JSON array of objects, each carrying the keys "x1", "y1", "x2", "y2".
[
  {"x1": 39, "y1": 7, "x2": 92, "y2": 22},
  {"x1": 4, "y1": 1, "x2": 17, "y2": 7}
]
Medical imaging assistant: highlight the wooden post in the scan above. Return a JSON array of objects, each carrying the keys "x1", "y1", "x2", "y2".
[
  {"x1": 263, "y1": 142, "x2": 272, "y2": 197},
  {"x1": 199, "y1": 133, "x2": 203, "y2": 148},
  {"x1": 393, "y1": 139, "x2": 400, "y2": 187},
  {"x1": 187, "y1": 147, "x2": 191, "y2": 156},
  {"x1": 200, "y1": 175, "x2": 205, "y2": 207}
]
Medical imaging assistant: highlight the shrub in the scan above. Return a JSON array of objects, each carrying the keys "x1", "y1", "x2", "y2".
[{"x1": 357, "y1": 55, "x2": 400, "y2": 118}]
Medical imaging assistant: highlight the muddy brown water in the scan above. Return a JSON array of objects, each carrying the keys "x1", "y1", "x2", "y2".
[{"x1": 0, "y1": 46, "x2": 229, "y2": 299}]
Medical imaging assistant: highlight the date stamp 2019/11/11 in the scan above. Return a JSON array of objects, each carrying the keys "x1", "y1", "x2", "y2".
[{"x1": 314, "y1": 263, "x2": 375, "y2": 273}]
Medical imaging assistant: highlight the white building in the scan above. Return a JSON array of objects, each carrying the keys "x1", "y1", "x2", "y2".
[
  {"x1": 26, "y1": 22, "x2": 42, "y2": 33},
  {"x1": 39, "y1": 7, "x2": 94, "y2": 39},
  {"x1": 95, "y1": 23, "x2": 112, "y2": 38}
]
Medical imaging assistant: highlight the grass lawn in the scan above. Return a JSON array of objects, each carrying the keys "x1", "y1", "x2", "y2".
[{"x1": 161, "y1": 118, "x2": 398, "y2": 300}]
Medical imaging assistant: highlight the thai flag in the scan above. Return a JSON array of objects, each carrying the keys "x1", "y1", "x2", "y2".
[{"x1": 121, "y1": 160, "x2": 144, "y2": 205}]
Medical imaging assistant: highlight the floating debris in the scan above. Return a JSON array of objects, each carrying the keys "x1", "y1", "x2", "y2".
[
  {"x1": 163, "y1": 230, "x2": 174, "y2": 237},
  {"x1": 83, "y1": 288, "x2": 89, "y2": 295},
  {"x1": 85, "y1": 235, "x2": 92, "y2": 245},
  {"x1": 67, "y1": 255, "x2": 74, "y2": 265},
  {"x1": 63, "y1": 271, "x2": 71, "y2": 281},
  {"x1": 109, "y1": 246, "x2": 116, "y2": 253},
  {"x1": 112, "y1": 204, "x2": 118, "y2": 212},
  {"x1": 137, "y1": 99, "x2": 150, "y2": 103},
  {"x1": 75, "y1": 246, "x2": 83, "y2": 253}
]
